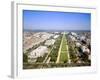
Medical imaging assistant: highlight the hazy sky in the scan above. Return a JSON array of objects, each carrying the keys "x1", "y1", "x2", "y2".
[{"x1": 23, "y1": 10, "x2": 91, "y2": 31}]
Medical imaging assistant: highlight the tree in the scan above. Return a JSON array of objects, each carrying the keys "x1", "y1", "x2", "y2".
[
  {"x1": 36, "y1": 57, "x2": 43, "y2": 62},
  {"x1": 23, "y1": 53, "x2": 28, "y2": 63}
]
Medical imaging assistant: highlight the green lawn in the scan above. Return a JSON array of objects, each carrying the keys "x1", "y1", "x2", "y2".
[
  {"x1": 60, "y1": 51, "x2": 68, "y2": 63},
  {"x1": 60, "y1": 33, "x2": 68, "y2": 63}
]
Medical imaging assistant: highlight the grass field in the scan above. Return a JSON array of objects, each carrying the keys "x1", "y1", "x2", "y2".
[{"x1": 60, "y1": 32, "x2": 69, "y2": 63}]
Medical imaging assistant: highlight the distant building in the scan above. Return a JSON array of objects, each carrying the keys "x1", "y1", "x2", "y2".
[
  {"x1": 28, "y1": 46, "x2": 48, "y2": 62},
  {"x1": 45, "y1": 39, "x2": 55, "y2": 46},
  {"x1": 80, "y1": 36, "x2": 86, "y2": 41},
  {"x1": 76, "y1": 42, "x2": 81, "y2": 47},
  {"x1": 71, "y1": 32, "x2": 77, "y2": 37},
  {"x1": 53, "y1": 35, "x2": 59, "y2": 39},
  {"x1": 24, "y1": 32, "x2": 53, "y2": 52},
  {"x1": 69, "y1": 35, "x2": 76, "y2": 41},
  {"x1": 81, "y1": 46, "x2": 90, "y2": 54}
]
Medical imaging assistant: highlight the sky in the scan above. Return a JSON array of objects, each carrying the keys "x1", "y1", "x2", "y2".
[{"x1": 23, "y1": 10, "x2": 91, "y2": 31}]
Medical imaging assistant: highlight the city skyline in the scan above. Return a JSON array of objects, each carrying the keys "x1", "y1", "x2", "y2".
[{"x1": 23, "y1": 10, "x2": 91, "y2": 31}]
